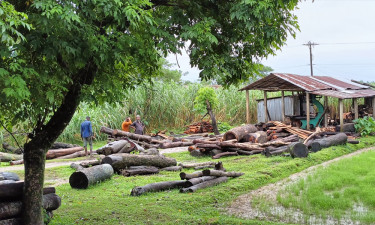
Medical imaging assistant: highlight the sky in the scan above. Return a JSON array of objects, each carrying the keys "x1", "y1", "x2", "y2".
[{"x1": 166, "y1": 0, "x2": 375, "y2": 82}]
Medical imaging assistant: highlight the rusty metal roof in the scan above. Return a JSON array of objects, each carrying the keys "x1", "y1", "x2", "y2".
[{"x1": 240, "y1": 73, "x2": 375, "y2": 99}]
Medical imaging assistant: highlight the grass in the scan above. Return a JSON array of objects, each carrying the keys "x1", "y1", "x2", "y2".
[
  {"x1": 48, "y1": 136, "x2": 375, "y2": 225},
  {"x1": 276, "y1": 149, "x2": 375, "y2": 224}
]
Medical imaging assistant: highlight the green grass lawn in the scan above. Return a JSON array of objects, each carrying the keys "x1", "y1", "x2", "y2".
[
  {"x1": 48, "y1": 137, "x2": 375, "y2": 225},
  {"x1": 277, "y1": 149, "x2": 375, "y2": 224}
]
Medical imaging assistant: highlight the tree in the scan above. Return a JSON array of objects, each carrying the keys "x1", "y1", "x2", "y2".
[
  {"x1": 194, "y1": 87, "x2": 220, "y2": 135},
  {"x1": 1, "y1": 1, "x2": 299, "y2": 224},
  {"x1": 155, "y1": 58, "x2": 183, "y2": 83}
]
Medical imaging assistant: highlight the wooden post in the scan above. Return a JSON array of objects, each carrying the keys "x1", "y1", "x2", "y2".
[
  {"x1": 281, "y1": 91, "x2": 285, "y2": 122},
  {"x1": 339, "y1": 98, "x2": 344, "y2": 132},
  {"x1": 373, "y1": 97, "x2": 375, "y2": 119},
  {"x1": 306, "y1": 92, "x2": 310, "y2": 130},
  {"x1": 246, "y1": 90, "x2": 250, "y2": 124},
  {"x1": 353, "y1": 98, "x2": 358, "y2": 120},
  {"x1": 324, "y1": 96, "x2": 328, "y2": 127},
  {"x1": 264, "y1": 91, "x2": 268, "y2": 122}
]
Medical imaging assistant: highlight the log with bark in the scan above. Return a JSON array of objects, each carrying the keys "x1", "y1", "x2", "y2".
[
  {"x1": 223, "y1": 124, "x2": 258, "y2": 141},
  {"x1": 0, "y1": 217, "x2": 22, "y2": 225},
  {"x1": 226, "y1": 148, "x2": 254, "y2": 155},
  {"x1": 1, "y1": 143, "x2": 22, "y2": 154},
  {"x1": 183, "y1": 176, "x2": 217, "y2": 188},
  {"x1": 219, "y1": 142, "x2": 264, "y2": 151},
  {"x1": 96, "y1": 140, "x2": 130, "y2": 155},
  {"x1": 131, "y1": 180, "x2": 186, "y2": 196},
  {"x1": 265, "y1": 142, "x2": 308, "y2": 158},
  {"x1": 51, "y1": 142, "x2": 80, "y2": 149},
  {"x1": 9, "y1": 160, "x2": 24, "y2": 166},
  {"x1": 120, "y1": 166, "x2": 159, "y2": 176},
  {"x1": 190, "y1": 149, "x2": 205, "y2": 157},
  {"x1": 0, "y1": 172, "x2": 20, "y2": 182},
  {"x1": 0, "y1": 153, "x2": 23, "y2": 162},
  {"x1": 112, "y1": 129, "x2": 152, "y2": 142},
  {"x1": 335, "y1": 123, "x2": 355, "y2": 133},
  {"x1": 160, "y1": 166, "x2": 182, "y2": 172},
  {"x1": 110, "y1": 154, "x2": 177, "y2": 172},
  {"x1": 179, "y1": 162, "x2": 216, "y2": 168},
  {"x1": 79, "y1": 160, "x2": 101, "y2": 168},
  {"x1": 45, "y1": 147, "x2": 84, "y2": 159},
  {"x1": 70, "y1": 163, "x2": 84, "y2": 171},
  {"x1": 69, "y1": 164, "x2": 114, "y2": 189},
  {"x1": 56, "y1": 150, "x2": 97, "y2": 159},
  {"x1": 179, "y1": 171, "x2": 203, "y2": 180},
  {"x1": 212, "y1": 152, "x2": 239, "y2": 159},
  {"x1": 347, "y1": 139, "x2": 359, "y2": 144},
  {"x1": 202, "y1": 169, "x2": 244, "y2": 177},
  {"x1": 245, "y1": 131, "x2": 267, "y2": 143},
  {"x1": 0, "y1": 181, "x2": 55, "y2": 200},
  {"x1": 159, "y1": 141, "x2": 194, "y2": 149},
  {"x1": 310, "y1": 133, "x2": 348, "y2": 152},
  {"x1": 180, "y1": 177, "x2": 228, "y2": 193}
]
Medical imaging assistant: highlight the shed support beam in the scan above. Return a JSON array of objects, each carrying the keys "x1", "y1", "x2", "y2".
[
  {"x1": 281, "y1": 91, "x2": 285, "y2": 122},
  {"x1": 246, "y1": 90, "x2": 250, "y2": 124},
  {"x1": 264, "y1": 91, "x2": 269, "y2": 122},
  {"x1": 306, "y1": 92, "x2": 310, "y2": 131},
  {"x1": 354, "y1": 98, "x2": 358, "y2": 120},
  {"x1": 324, "y1": 96, "x2": 328, "y2": 127},
  {"x1": 339, "y1": 99, "x2": 344, "y2": 132},
  {"x1": 373, "y1": 97, "x2": 375, "y2": 120}
]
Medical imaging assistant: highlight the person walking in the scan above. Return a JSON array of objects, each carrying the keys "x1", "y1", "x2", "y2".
[
  {"x1": 122, "y1": 117, "x2": 132, "y2": 132},
  {"x1": 130, "y1": 115, "x2": 145, "y2": 135},
  {"x1": 81, "y1": 116, "x2": 93, "y2": 157}
]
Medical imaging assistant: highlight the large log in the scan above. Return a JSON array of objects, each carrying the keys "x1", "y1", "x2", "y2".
[
  {"x1": 226, "y1": 148, "x2": 254, "y2": 155},
  {"x1": 70, "y1": 163, "x2": 84, "y2": 171},
  {"x1": 196, "y1": 143, "x2": 221, "y2": 150},
  {"x1": 56, "y1": 150, "x2": 97, "y2": 159},
  {"x1": 42, "y1": 193, "x2": 61, "y2": 211},
  {"x1": 264, "y1": 142, "x2": 308, "y2": 158},
  {"x1": 79, "y1": 160, "x2": 101, "y2": 168},
  {"x1": 183, "y1": 176, "x2": 217, "y2": 188},
  {"x1": 212, "y1": 152, "x2": 238, "y2": 159},
  {"x1": 335, "y1": 123, "x2": 355, "y2": 133},
  {"x1": 245, "y1": 131, "x2": 267, "y2": 143},
  {"x1": 112, "y1": 129, "x2": 152, "y2": 142},
  {"x1": 0, "y1": 217, "x2": 22, "y2": 225},
  {"x1": 96, "y1": 140, "x2": 130, "y2": 155},
  {"x1": 202, "y1": 169, "x2": 244, "y2": 177},
  {"x1": 159, "y1": 141, "x2": 194, "y2": 149},
  {"x1": 180, "y1": 177, "x2": 228, "y2": 193},
  {"x1": 0, "y1": 181, "x2": 55, "y2": 200},
  {"x1": 219, "y1": 142, "x2": 264, "y2": 151},
  {"x1": 0, "y1": 153, "x2": 22, "y2": 162},
  {"x1": 310, "y1": 133, "x2": 348, "y2": 152},
  {"x1": 101, "y1": 155, "x2": 123, "y2": 165},
  {"x1": 45, "y1": 147, "x2": 84, "y2": 159},
  {"x1": 179, "y1": 171, "x2": 203, "y2": 180},
  {"x1": 110, "y1": 154, "x2": 177, "y2": 172},
  {"x1": 179, "y1": 162, "x2": 216, "y2": 168},
  {"x1": 51, "y1": 142, "x2": 79, "y2": 149},
  {"x1": 160, "y1": 166, "x2": 182, "y2": 172},
  {"x1": 9, "y1": 160, "x2": 24, "y2": 166},
  {"x1": 0, "y1": 172, "x2": 20, "y2": 182},
  {"x1": 120, "y1": 166, "x2": 159, "y2": 176},
  {"x1": 1, "y1": 143, "x2": 22, "y2": 154},
  {"x1": 69, "y1": 164, "x2": 114, "y2": 189},
  {"x1": 131, "y1": 180, "x2": 186, "y2": 196},
  {"x1": 223, "y1": 124, "x2": 258, "y2": 141}
]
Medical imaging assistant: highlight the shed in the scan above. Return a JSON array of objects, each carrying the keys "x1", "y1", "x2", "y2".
[{"x1": 240, "y1": 73, "x2": 375, "y2": 131}]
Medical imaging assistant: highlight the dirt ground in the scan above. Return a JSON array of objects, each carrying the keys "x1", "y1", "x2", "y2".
[{"x1": 226, "y1": 147, "x2": 375, "y2": 225}]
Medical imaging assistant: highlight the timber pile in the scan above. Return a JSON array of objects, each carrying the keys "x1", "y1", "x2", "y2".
[
  {"x1": 0, "y1": 178, "x2": 61, "y2": 224},
  {"x1": 184, "y1": 121, "x2": 213, "y2": 134},
  {"x1": 130, "y1": 162, "x2": 243, "y2": 196}
]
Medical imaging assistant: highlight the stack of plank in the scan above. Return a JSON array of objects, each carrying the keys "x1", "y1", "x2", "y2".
[
  {"x1": 184, "y1": 121, "x2": 213, "y2": 134},
  {"x1": 0, "y1": 172, "x2": 61, "y2": 224},
  {"x1": 130, "y1": 162, "x2": 243, "y2": 196}
]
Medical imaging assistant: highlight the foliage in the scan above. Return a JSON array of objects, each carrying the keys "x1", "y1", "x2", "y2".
[
  {"x1": 217, "y1": 121, "x2": 233, "y2": 133},
  {"x1": 354, "y1": 116, "x2": 375, "y2": 136},
  {"x1": 193, "y1": 87, "x2": 218, "y2": 114},
  {"x1": 154, "y1": 58, "x2": 183, "y2": 83}
]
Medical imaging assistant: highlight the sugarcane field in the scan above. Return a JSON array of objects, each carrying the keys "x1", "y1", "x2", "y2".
[{"x1": 2, "y1": 1, "x2": 375, "y2": 225}]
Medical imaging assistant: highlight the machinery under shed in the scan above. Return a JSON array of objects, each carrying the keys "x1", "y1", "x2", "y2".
[{"x1": 240, "y1": 73, "x2": 375, "y2": 131}]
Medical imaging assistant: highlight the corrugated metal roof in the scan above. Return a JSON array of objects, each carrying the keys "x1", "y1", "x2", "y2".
[{"x1": 240, "y1": 73, "x2": 375, "y2": 99}]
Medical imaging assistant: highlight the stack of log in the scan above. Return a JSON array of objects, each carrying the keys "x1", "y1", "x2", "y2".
[
  {"x1": 0, "y1": 172, "x2": 61, "y2": 224},
  {"x1": 184, "y1": 121, "x2": 213, "y2": 134},
  {"x1": 130, "y1": 162, "x2": 243, "y2": 196}
]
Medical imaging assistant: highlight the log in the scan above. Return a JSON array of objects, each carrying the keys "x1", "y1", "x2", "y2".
[
  {"x1": 347, "y1": 139, "x2": 359, "y2": 144},
  {"x1": 311, "y1": 133, "x2": 348, "y2": 152},
  {"x1": 159, "y1": 141, "x2": 194, "y2": 149},
  {"x1": 51, "y1": 142, "x2": 79, "y2": 149},
  {"x1": 183, "y1": 176, "x2": 217, "y2": 188},
  {"x1": 110, "y1": 154, "x2": 177, "y2": 172},
  {"x1": 190, "y1": 149, "x2": 205, "y2": 157},
  {"x1": 276, "y1": 134, "x2": 299, "y2": 143},
  {"x1": 192, "y1": 139, "x2": 220, "y2": 145},
  {"x1": 179, "y1": 162, "x2": 216, "y2": 168},
  {"x1": 179, "y1": 171, "x2": 203, "y2": 180},
  {"x1": 209, "y1": 149, "x2": 223, "y2": 156},
  {"x1": 96, "y1": 140, "x2": 129, "y2": 155},
  {"x1": 335, "y1": 123, "x2": 355, "y2": 133},
  {"x1": 130, "y1": 140, "x2": 158, "y2": 149},
  {"x1": 160, "y1": 166, "x2": 182, "y2": 172},
  {"x1": 112, "y1": 129, "x2": 152, "y2": 142},
  {"x1": 69, "y1": 164, "x2": 114, "y2": 189},
  {"x1": 42, "y1": 193, "x2": 61, "y2": 211},
  {"x1": 223, "y1": 124, "x2": 258, "y2": 141},
  {"x1": 0, "y1": 153, "x2": 22, "y2": 162},
  {"x1": 265, "y1": 142, "x2": 308, "y2": 158},
  {"x1": 9, "y1": 160, "x2": 23, "y2": 166},
  {"x1": 194, "y1": 165, "x2": 214, "y2": 170},
  {"x1": 196, "y1": 143, "x2": 221, "y2": 150},
  {"x1": 46, "y1": 147, "x2": 84, "y2": 159},
  {"x1": 180, "y1": 177, "x2": 228, "y2": 193},
  {"x1": 245, "y1": 131, "x2": 267, "y2": 143},
  {"x1": 101, "y1": 155, "x2": 123, "y2": 165},
  {"x1": 212, "y1": 152, "x2": 238, "y2": 159},
  {"x1": 0, "y1": 182, "x2": 55, "y2": 200},
  {"x1": 0, "y1": 217, "x2": 22, "y2": 225},
  {"x1": 139, "y1": 148, "x2": 159, "y2": 155},
  {"x1": 120, "y1": 166, "x2": 159, "y2": 176},
  {"x1": 0, "y1": 172, "x2": 20, "y2": 182},
  {"x1": 56, "y1": 150, "x2": 97, "y2": 159},
  {"x1": 202, "y1": 169, "x2": 244, "y2": 177},
  {"x1": 226, "y1": 148, "x2": 254, "y2": 155},
  {"x1": 131, "y1": 180, "x2": 186, "y2": 196},
  {"x1": 1, "y1": 143, "x2": 22, "y2": 154},
  {"x1": 219, "y1": 142, "x2": 264, "y2": 151},
  {"x1": 70, "y1": 163, "x2": 84, "y2": 171},
  {"x1": 79, "y1": 160, "x2": 101, "y2": 168}
]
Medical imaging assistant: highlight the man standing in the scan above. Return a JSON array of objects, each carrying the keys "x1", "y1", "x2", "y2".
[
  {"x1": 81, "y1": 116, "x2": 93, "y2": 156},
  {"x1": 131, "y1": 115, "x2": 145, "y2": 135}
]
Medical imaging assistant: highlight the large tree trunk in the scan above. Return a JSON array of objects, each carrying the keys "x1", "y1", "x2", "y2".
[
  {"x1": 45, "y1": 147, "x2": 84, "y2": 159},
  {"x1": 130, "y1": 180, "x2": 186, "y2": 196},
  {"x1": 180, "y1": 177, "x2": 228, "y2": 193},
  {"x1": 69, "y1": 164, "x2": 114, "y2": 189},
  {"x1": 51, "y1": 142, "x2": 79, "y2": 149},
  {"x1": 96, "y1": 140, "x2": 130, "y2": 155},
  {"x1": 206, "y1": 100, "x2": 220, "y2": 135},
  {"x1": 22, "y1": 62, "x2": 97, "y2": 224},
  {"x1": 108, "y1": 154, "x2": 177, "y2": 172},
  {"x1": 56, "y1": 150, "x2": 96, "y2": 159},
  {"x1": 311, "y1": 133, "x2": 348, "y2": 152},
  {"x1": 223, "y1": 124, "x2": 258, "y2": 141},
  {"x1": 100, "y1": 127, "x2": 152, "y2": 142}
]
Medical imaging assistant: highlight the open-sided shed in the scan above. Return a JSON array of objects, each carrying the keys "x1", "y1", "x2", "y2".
[{"x1": 240, "y1": 73, "x2": 375, "y2": 131}]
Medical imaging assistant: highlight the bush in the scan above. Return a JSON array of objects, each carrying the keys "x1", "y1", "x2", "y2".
[
  {"x1": 354, "y1": 116, "x2": 375, "y2": 136},
  {"x1": 217, "y1": 121, "x2": 233, "y2": 133}
]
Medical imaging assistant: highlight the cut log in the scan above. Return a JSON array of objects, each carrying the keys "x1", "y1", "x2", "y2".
[
  {"x1": 1, "y1": 143, "x2": 22, "y2": 154},
  {"x1": 202, "y1": 169, "x2": 244, "y2": 177},
  {"x1": 130, "y1": 140, "x2": 159, "y2": 149},
  {"x1": 96, "y1": 140, "x2": 129, "y2": 155},
  {"x1": 212, "y1": 152, "x2": 238, "y2": 159},
  {"x1": 0, "y1": 153, "x2": 22, "y2": 162},
  {"x1": 51, "y1": 142, "x2": 79, "y2": 149},
  {"x1": 112, "y1": 129, "x2": 152, "y2": 142},
  {"x1": 209, "y1": 149, "x2": 223, "y2": 156},
  {"x1": 79, "y1": 160, "x2": 101, "y2": 168},
  {"x1": 0, "y1": 182, "x2": 54, "y2": 200},
  {"x1": 179, "y1": 171, "x2": 203, "y2": 180},
  {"x1": 120, "y1": 166, "x2": 159, "y2": 176},
  {"x1": 139, "y1": 148, "x2": 159, "y2": 155},
  {"x1": 183, "y1": 176, "x2": 217, "y2": 188},
  {"x1": 245, "y1": 131, "x2": 267, "y2": 143},
  {"x1": 70, "y1": 163, "x2": 83, "y2": 171},
  {"x1": 42, "y1": 193, "x2": 61, "y2": 211},
  {"x1": 46, "y1": 147, "x2": 84, "y2": 159},
  {"x1": 194, "y1": 165, "x2": 214, "y2": 170},
  {"x1": 219, "y1": 142, "x2": 264, "y2": 151},
  {"x1": 347, "y1": 139, "x2": 359, "y2": 144},
  {"x1": 335, "y1": 123, "x2": 355, "y2": 133},
  {"x1": 101, "y1": 155, "x2": 123, "y2": 165},
  {"x1": 190, "y1": 149, "x2": 205, "y2": 157},
  {"x1": 110, "y1": 154, "x2": 177, "y2": 172},
  {"x1": 180, "y1": 177, "x2": 228, "y2": 193},
  {"x1": 196, "y1": 143, "x2": 221, "y2": 150},
  {"x1": 160, "y1": 166, "x2": 182, "y2": 172},
  {"x1": 223, "y1": 124, "x2": 258, "y2": 141},
  {"x1": 69, "y1": 164, "x2": 114, "y2": 189},
  {"x1": 276, "y1": 134, "x2": 299, "y2": 143},
  {"x1": 265, "y1": 142, "x2": 308, "y2": 158},
  {"x1": 310, "y1": 133, "x2": 348, "y2": 152},
  {"x1": 159, "y1": 141, "x2": 194, "y2": 149},
  {"x1": 131, "y1": 180, "x2": 186, "y2": 196},
  {"x1": 9, "y1": 160, "x2": 23, "y2": 166},
  {"x1": 56, "y1": 150, "x2": 97, "y2": 159},
  {"x1": 179, "y1": 162, "x2": 216, "y2": 168},
  {"x1": 192, "y1": 139, "x2": 220, "y2": 145},
  {"x1": 0, "y1": 217, "x2": 22, "y2": 225},
  {"x1": 226, "y1": 148, "x2": 254, "y2": 155},
  {"x1": 0, "y1": 172, "x2": 19, "y2": 181}
]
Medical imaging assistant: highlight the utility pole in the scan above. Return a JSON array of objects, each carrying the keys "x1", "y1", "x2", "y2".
[{"x1": 303, "y1": 41, "x2": 318, "y2": 76}]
